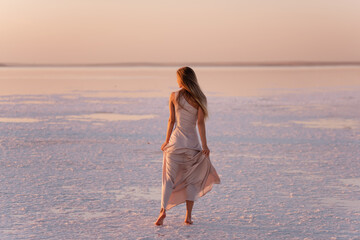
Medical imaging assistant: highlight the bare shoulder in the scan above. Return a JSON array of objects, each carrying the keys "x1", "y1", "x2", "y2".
[
  {"x1": 169, "y1": 92, "x2": 176, "y2": 104},
  {"x1": 197, "y1": 105, "x2": 204, "y2": 113}
]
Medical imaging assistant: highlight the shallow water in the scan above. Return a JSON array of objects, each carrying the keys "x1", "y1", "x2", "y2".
[
  {"x1": 0, "y1": 67, "x2": 359, "y2": 239},
  {"x1": 1, "y1": 66, "x2": 360, "y2": 97}
]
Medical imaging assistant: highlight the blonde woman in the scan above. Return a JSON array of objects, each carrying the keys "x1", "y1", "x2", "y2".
[{"x1": 155, "y1": 66, "x2": 220, "y2": 226}]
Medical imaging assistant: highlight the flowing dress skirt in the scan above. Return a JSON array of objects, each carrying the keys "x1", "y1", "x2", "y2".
[{"x1": 161, "y1": 144, "x2": 220, "y2": 210}]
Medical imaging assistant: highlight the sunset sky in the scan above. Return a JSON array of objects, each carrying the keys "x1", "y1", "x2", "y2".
[{"x1": 1, "y1": 0, "x2": 360, "y2": 64}]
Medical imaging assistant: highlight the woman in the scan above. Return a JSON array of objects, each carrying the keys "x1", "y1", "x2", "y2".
[{"x1": 155, "y1": 66, "x2": 220, "y2": 226}]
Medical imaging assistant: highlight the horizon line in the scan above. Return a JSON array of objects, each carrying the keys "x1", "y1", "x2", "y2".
[{"x1": 1, "y1": 61, "x2": 360, "y2": 68}]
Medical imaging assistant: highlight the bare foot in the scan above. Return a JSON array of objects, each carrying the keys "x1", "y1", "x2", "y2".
[
  {"x1": 184, "y1": 218, "x2": 193, "y2": 225},
  {"x1": 155, "y1": 210, "x2": 166, "y2": 226}
]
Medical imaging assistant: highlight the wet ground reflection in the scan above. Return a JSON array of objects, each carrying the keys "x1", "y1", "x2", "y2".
[{"x1": 59, "y1": 113, "x2": 157, "y2": 122}]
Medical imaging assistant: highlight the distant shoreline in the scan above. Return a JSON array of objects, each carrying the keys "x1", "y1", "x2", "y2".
[{"x1": 1, "y1": 61, "x2": 360, "y2": 68}]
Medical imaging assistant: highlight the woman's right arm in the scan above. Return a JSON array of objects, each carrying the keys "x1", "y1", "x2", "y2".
[
  {"x1": 197, "y1": 106, "x2": 210, "y2": 156},
  {"x1": 161, "y1": 92, "x2": 176, "y2": 151}
]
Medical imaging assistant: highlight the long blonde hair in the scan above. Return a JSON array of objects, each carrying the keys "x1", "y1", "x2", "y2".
[{"x1": 176, "y1": 66, "x2": 208, "y2": 120}]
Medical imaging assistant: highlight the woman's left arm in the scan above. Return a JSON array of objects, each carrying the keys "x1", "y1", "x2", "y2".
[{"x1": 161, "y1": 92, "x2": 175, "y2": 151}]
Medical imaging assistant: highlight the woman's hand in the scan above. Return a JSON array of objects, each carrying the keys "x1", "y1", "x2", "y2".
[
  {"x1": 161, "y1": 141, "x2": 169, "y2": 151},
  {"x1": 202, "y1": 145, "x2": 210, "y2": 156}
]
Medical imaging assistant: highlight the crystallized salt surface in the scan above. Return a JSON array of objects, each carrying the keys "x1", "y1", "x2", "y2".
[{"x1": 0, "y1": 88, "x2": 360, "y2": 239}]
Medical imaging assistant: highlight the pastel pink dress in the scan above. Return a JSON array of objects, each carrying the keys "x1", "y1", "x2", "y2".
[{"x1": 161, "y1": 90, "x2": 220, "y2": 210}]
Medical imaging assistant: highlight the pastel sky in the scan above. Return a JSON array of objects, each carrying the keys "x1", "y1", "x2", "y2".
[{"x1": 1, "y1": 0, "x2": 360, "y2": 64}]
